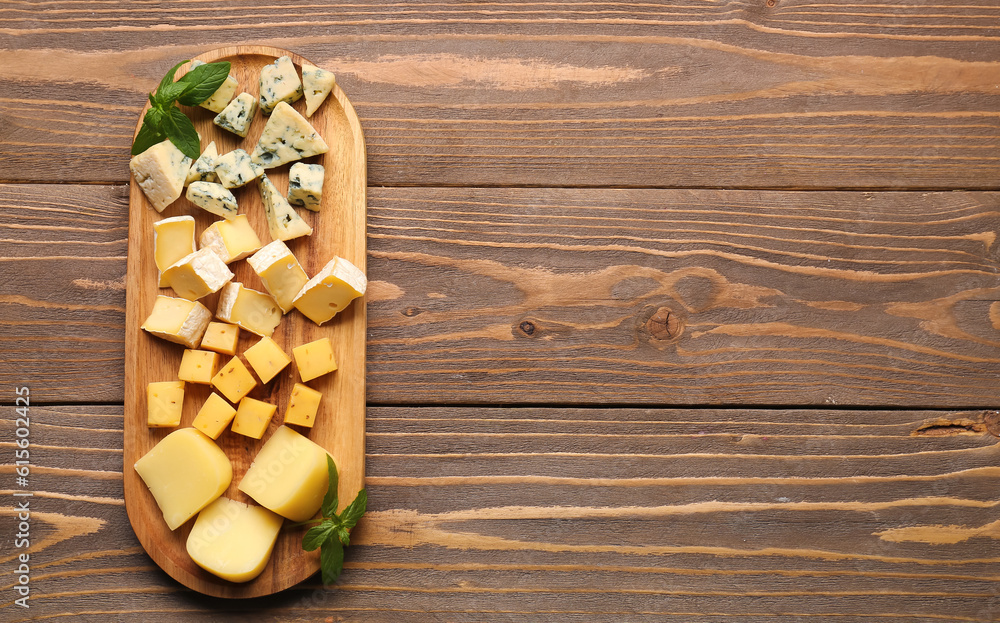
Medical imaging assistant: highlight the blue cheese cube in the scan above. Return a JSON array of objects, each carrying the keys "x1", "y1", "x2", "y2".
[
  {"x1": 130, "y1": 139, "x2": 192, "y2": 213},
  {"x1": 258, "y1": 174, "x2": 313, "y2": 242},
  {"x1": 286, "y1": 163, "x2": 324, "y2": 211},
  {"x1": 186, "y1": 141, "x2": 219, "y2": 185},
  {"x1": 213, "y1": 92, "x2": 257, "y2": 138},
  {"x1": 250, "y1": 102, "x2": 329, "y2": 169},
  {"x1": 186, "y1": 181, "x2": 239, "y2": 220},
  {"x1": 301, "y1": 63, "x2": 336, "y2": 117},
  {"x1": 190, "y1": 60, "x2": 239, "y2": 113},
  {"x1": 214, "y1": 149, "x2": 263, "y2": 189},
  {"x1": 259, "y1": 55, "x2": 303, "y2": 115}
]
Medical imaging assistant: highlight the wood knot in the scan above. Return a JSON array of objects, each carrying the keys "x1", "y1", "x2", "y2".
[
  {"x1": 401, "y1": 307, "x2": 424, "y2": 317},
  {"x1": 646, "y1": 306, "x2": 683, "y2": 342},
  {"x1": 766, "y1": 0, "x2": 776, "y2": 6},
  {"x1": 518, "y1": 320, "x2": 536, "y2": 336}
]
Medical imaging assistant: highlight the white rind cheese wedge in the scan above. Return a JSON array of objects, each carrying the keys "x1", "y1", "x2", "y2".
[
  {"x1": 185, "y1": 141, "x2": 219, "y2": 185},
  {"x1": 259, "y1": 55, "x2": 303, "y2": 115},
  {"x1": 190, "y1": 60, "x2": 239, "y2": 114},
  {"x1": 292, "y1": 256, "x2": 367, "y2": 325},
  {"x1": 247, "y1": 240, "x2": 309, "y2": 313},
  {"x1": 186, "y1": 497, "x2": 284, "y2": 583},
  {"x1": 301, "y1": 63, "x2": 336, "y2": 117},
  {"x1": 258, "y1": 174, "x2": 313, "y2": 241},
  {"x1": 200, "y1": 214, "x2": 262, "y2": 264},
  {"x1": 214, "y1": 92, "x2": 257, "y2": 138},
  {"x1": 186, "y1": 181, "x2": 239, "y2": 220},
  {"x1": 130, "y1": 139, "x2": 192, "y2": 213},
  {"x1": 162, "y1": 247, "x2": 234, "y2": 301},
  {"x1": 250, "y1": 101, "x2": 329, "y2": 169},
  {"x1": 141, "y1": 295, "x2": 213, "y2": 348},
  {"x1": 153, "y1": 216, "x2": 196, "y2": 288},
  {"x1": 286, "y1": 163, "x2": 324, "y2": 211},
  {"x1": 215, "y1": 282, "x2": 283, "y2": 337},
  {"x1": 214, "y1": 149, "x2": 264, "y2": 189}
]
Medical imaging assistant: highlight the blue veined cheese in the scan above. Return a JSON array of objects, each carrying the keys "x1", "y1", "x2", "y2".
[
  {"x1": 258, "y1": 174, "x2": 313, "y2": 242},
  {"x1": 189, "y1": 60, "x2": 239, "y2": 113},
  {"x1": 186, "y1": 141, "x2": 219, "y2": 185},
  {"x1": 286, "y1": 163, "x2": 324, "y2": 211},
  {"x1": 214, "y1": 149, "x2": 263, "y2": 189},
  {"x1": 213, "y1": 92, "x2": 257, "y2": 138},
  {"x1": 249, "y1": 101, "x2": 329, "y2": 169},
  {"x1": 259, "y1": 55, "x2": 303, "y2": 115},
  {"x1": 130, "y1": 139, "x2": 192, "y2": 212},
  {"x1": 301, "y1": 63, "x2": 336, "y2": 117},
  {"x1": 186, "y1": 181, "x2": 239, "y2": 220}
]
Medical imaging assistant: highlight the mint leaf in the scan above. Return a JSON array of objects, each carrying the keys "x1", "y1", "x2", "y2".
[
  {"x1": 131, "y1": 121, "x2": 166, "y2": 155},
  {"x1": 320, "y1": 537, "x2": 344, "y2": 586},
  {"x1": 321, "y1": 454, "x2": 339, "y2": 518},
  {"x1": 155, "y1": 60, "x2": 188, "y2": 106},
  {"x1": 177, "y1": 61, "x2": 231, "y2": 106},
  {"x1": 339, "y1": 489, "x2": 367, "y2": 530},
  {"x1": 162, "y1": 106, "x2": 200, "y2": 159},
  {"x1": 302, "y1": 455, "x2": 367, "y2": 586},
  {"x1": 337, "y1": 527, "x2": 351, "y2": 547},
  {"x1": 303, "y1": 519, "x2": 337, "y2": 552}
]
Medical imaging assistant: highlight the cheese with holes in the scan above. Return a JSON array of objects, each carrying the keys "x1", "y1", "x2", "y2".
[
  {"x1": 192, "y1": 392, "x2": 238, "y2": 439},
  {"x1": 292, "y1": 256, "x2": 367, "y2": 325},
  {"x1": 258, "y1": 174, "x2": 313, "y2": 242},
  {"x1": 178, "y1": 349, "x2": 222, "y2": 384},
  {"x1": 259, "y1": 55, "x2": 303, "y2": 115},
  {"x1": 283, "y1": 383, "x2": 322, "y2": 428},
  {"x1": 215, "y1": 282, "x2": 283, "y2": 337},
  {"x1": 134, "y1": 428, "x2": 232, "y2": 530},
  {"x1": 147, "y1": 381, "x2": 185, "y2": 428},
  {"x1": 238, "y1": 425, "x2": 330, "y2": 522},
  {"x1": 248, "y1": 240, "x2": 309, "y2": 313},
  {"x1": 250, "y1": 101, "x2": 328, "y2": 168},
  {"x1": 232, "y1": 397, "x2": 277, "y2": 439},
  {"x1": 142, "y1": 295, "x2": 213, "y2": 348},
  {"x1": 186, "y1": 497, "x2": 283, "y2": 583},
  {"x1": 190, "y1": 60, "x2": 239, "y2": 114},
  {"x1": 162, "y1": 247, "x2": 234, "y2": 301},
  {"x1": 214, "y1": 149, "x2": 263, "y2": 189},
  {"x1": 153, "y1": 216, "x2": 196, "y2": 288},
  {"x1": 186, "y1": 181, "x2": 239, "y2": 220},
  {"x1": 292, "y1": 337, "x2": 338, "y2": 382},
  {"x1": 200, "y1": 214, "x2": 262, "y2": 264},
  {"x1": 286, "y1": 163, "x2": 324, "y2": 211},
  {"x1": 214, "y1": 92, "x2": 257, "y2": 138},
  {"x1": 130, "y1": 139, "x2": 192, "y2": 212},
  {"x1": 211, "y1": 356, "x2": 257, "y2": 403},
  {"x1": 186, "y1": 140, "x2": 219, "y2": 185},
  {"x1": 301, "y1": 63, "x2": 335, "y2": 117},
  {"x1": 243, "y1": 336, "x2": 291, "y2": 383}
]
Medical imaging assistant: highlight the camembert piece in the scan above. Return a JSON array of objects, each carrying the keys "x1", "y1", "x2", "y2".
[
  {"x1": 292, "y1": 337, "x2": 338, "y2": 382},
  {"x1": 190, "y1": 60, "x2": 239, "y2": 114},
  {"x1": 192, "y1": 392, "x2": 238, "y2": 439},
  {"x1": 199, "y1": 321, "x2": 240, "y2": 356},
  {"x1": 213, "y1": 92, "x2": 257, "y2": 138},
  {"x1": 141, "y1": 295, "x2": 213, "y2": 349},
  {"x1": 178, "y1": 349, "x2": 222, "y2": 385},
  {"x1": 185, "y1": 181, "x2": 239, "y2": 220},
  {"x1": 231, "y1": 397, "x2": 277, "y2": 439},
  {"x1": 215, "y1": 282, "x2": 282, "y2": 337},
  {"x1": 134, "y1": 428, "x2": 232, "y2": 530},
  {"x1": 243, "y1": 336, "x2": 291, "y2": 383},
  {"x1": 238, "y1": 425, "x2": 330, "y2": 522},
  {"x1": 258, "y1": 174, "x2": 313, "y2": 242},
  {"x1": 301, "y1": 63, "x2": 336, "y2": 117},
  {"x1": 248, "y1": 240, "x2": 309, "y2": 313},
  {"x1": 199, "y1": 214, "x2": 262, "y2": 264},
  {"x1": 211, "y1": 356, "x2": 257, "y2": 403},
  {"x1": 286, "y1": 163, "x2": 324, "y2": 211},
  {"x1": 130, "y1": 139, "x2": 192, "y2": 212},
  {"x1": 259, "y1": 55, "x2": 303, "y2": 115},
  {"x1": 214, "y1": 149, "x2": 263, "y2": 189},
  {"x1": 186, "y1": 140, "x2": 219, "y2": 185},
  {"x1": 162, "y1": 247, "x2": 234, "y2": 301},
  {"x1": 186, "y1": 497, "x2": 283, "y2": 583},
  {"x1": 250, "y1": 101, "x2": 328, "y2": 169},
  {"x1": 292, "y1": 256, "x2": 367, "y2": 325},
  {"x1": 147, "y1": 381, "x2": 185, "y2": 428},
  {"x1": 153, "y1": 215, "x2": 196, "y2": 288},
  {"x1": 283, "y1": 383, "x2": 322, "y2": 428}
]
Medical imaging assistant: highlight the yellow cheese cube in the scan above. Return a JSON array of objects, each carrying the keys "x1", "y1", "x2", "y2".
[
  {"x1": 178, "y1": 349, "x2": 222, "y2": 384},
  {"x1": 186, "y1": 497, "x2": 283, "y2": 583},
  {"x1": 192, "y1": 392, "x2": 238, "y2": 439},
  {"x1": 134, "y1": 428, "x2": 232, "y2": 530},
  {"x1": 199, "y1": 321, "x2": 240, "y2": 356},
  {"x1": 200, "y1": 214, "x2": 263, "y2": 264},
  {"x1": 243, "y1": 336, "x2": 291, "y2": 383},
  {"x1": 211, "y1": 356, "x2": 257, "y2": 403},
  {"x1": 247, "y1": 240, "x2": 309, "y2": 313},
  {"x1": 141, "y1": 295, "x2": 213, "y2": 349},
  {"x1": 292, "y1": 256, "x2": 367, "y2": 326},
  {"x1": 215, "y1": 282, "x2": 282, "y2": 337},
  {"x1": 153, "y1": 216, "x2": 196, "y2": 287},
  {"x1": 232, "y1": 397, "x2": 277, "y2": 439},
  {"x1": 147, "y1": 381, "x2": 185, "y2": 428},
  {"x1": 238, "y1": 426, "x2": 330, "y2": 522},
  {"x1": 292, "y1": 337, "x2": 338, "y2": 382},
  {"x1": 283, "y1": 383, "x2": 322, "y2": 428},
  {"x1": 162, "y1": 247, "x2": 234, "y2": 301}
]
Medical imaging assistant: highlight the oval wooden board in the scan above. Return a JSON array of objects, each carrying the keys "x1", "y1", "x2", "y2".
[{"x1": 123, "y1": 46, "x2": 366, "y2": 598}]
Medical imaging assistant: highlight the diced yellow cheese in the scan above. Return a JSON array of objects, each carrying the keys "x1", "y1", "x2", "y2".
[
  {"x1": 215, "y1": 282, "x2": 282, "y2": 337},
  {"x1": 186, "y1": 497, "x2": 283, "y2": 583},
  {"x1": 211, "y1": 356, "x2": 257, "y2": 403},
  {"x1": 192, "y1": 392, "x2": 238, "y2": 439},
  {"x1": 162, "y1": 247, "x2": 234, "y2": 301},
  {"x1": 178, "y1": 349, "x2": 222, "y2": 384},
  {"x1": 129, "y1": 139, "x2": 192, "y2": 212},
  {"x1": 199, "y1": 214, "x2": 263, "y2": 264},
  {"x1": 292, "y1": 256, "x2": 367, "y2": 326},
  {"x1": 243, "y1": 336, "x2": 291, "y2": 383},
  {"x1": 141, "y1": 295, "x2": 213, "y2": 349},
  {"x1": 247, "y1": 240, "x2": 309, "y2": 313},
  {"x1": 231, "y1": 397, "x2": 277, "y2": 439},
  {"x1": 134, "y1": 428, "x2": 232, "y2": 530},
  {"x1": 238, "y1": 425, "x2": 330, "y2": 522},
  {"x1": 199, "y1": 321, "x2": 240, "y2": 356},
  {"x1": 292, "y1": 337, "x2": 338, "y2": 382},
  {"x1": 147, "y1": 381, "x2": 185, "y2": 428},
  {"x1": 153, "y1": 216, "x2": 196, "y2": 288},
  {"x1": 283, "y1": 383, "x2": 322, "y2": 428}
]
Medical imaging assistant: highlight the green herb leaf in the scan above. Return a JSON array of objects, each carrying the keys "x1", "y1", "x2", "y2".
[
  {"x1": 162, "y1": 106, "x2": 201, "y2": 159},
  {"x1": 321, "y1": 455, "x2": 339, "y2": 518},
  {"x1": 302, "y1": 455, "x2": 367, "y2": 586},
  {"x1": 337, "y1": 527, "x2": 351, "y2": 547},
  {"x1": 155, "y1": 60, "x2": 188, "y2": 105},
  {"x1": 339, "y1": 489, "x2": 367, "y2": 530},
  {"x1": 131, "y1": 121, "x2": 166, "y2": 156},
  {"x1": 176, "y1": 61, "x2": 231, "y2": 106},
  {"x1": 319, "y1": 537, "x2": 345, "y2": 586},
  {"x1": 303, "y1": 519, "x2": 337, "y2": 552}
]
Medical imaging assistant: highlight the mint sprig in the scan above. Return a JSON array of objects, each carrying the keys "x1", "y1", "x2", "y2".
[
  {"x1": 301, "y1": 455, "x2": 368, "y2": 585},
  {"x1": 131, "y1": 60, "x2": 231, "y2": 158}
]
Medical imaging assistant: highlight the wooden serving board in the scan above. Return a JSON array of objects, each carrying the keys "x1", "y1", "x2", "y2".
[{"x1": 123, "y1": 46, "x2": 366, "y2": 598}]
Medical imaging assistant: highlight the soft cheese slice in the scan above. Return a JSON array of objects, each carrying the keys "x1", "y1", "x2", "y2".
[
  {"x1": 190, "y1": 60, "x2": 239, "y2": 114},
  {"x1": 162, "y1": 247, "x2": 234, "y2": 301},
  {"x1": 247, "y1": 240, "x2": 309, "y2": 313},
  {"x1": 130, "y1": 139, "x2": 192, "y2": 212},
  {"x1": 186, "y1": 140, "x2": 219, "y2": 185},
  {"x1": 301, "y1": 63, "x2": 336, "y2": 117},
  {"x1": 258, "y1": 174, "x2": 313, "y2": 242},
  {"x1": 287, "y1": 163, "x2": 324, "y2": 211},
  {"x1": 186, "y1": 181, "x2": 239, "y2": 220},
  {"x1": 215, "y1": 282, "x2": 282, "y2": 337},
  {"x1": 214, "y1": 149, "x2": 263, "y2": 189},
  {"x1": 292, "y1": 256, "x2": 367, "y2": 325},
  {"x1": 200, "y1": 214, "x2": 262, "y2": 263},
  {"x1": 186, "y1": 497, "x2": 283, "y2": 583},
  {"x1": 134, "y1": 428, "x2": 232, "y2": 530},
  {"x1": 214, "y1": 92, "x2": 257, "y2": 138},
  {"x1": 250, "y1": 101, "x2": 329, "y2": 169},
  {"x1": 141, "y1": 295, "x2": 213, "y2": 348},
  {"x1": 238, "y1": 425, "x2": 330, "y2": 522},
  {"x1": 153, "y1": 215, "x2": 196, "y2": 288},
  {"x1": 259, "y1": 55, "x2": 302, "y2": 115}
]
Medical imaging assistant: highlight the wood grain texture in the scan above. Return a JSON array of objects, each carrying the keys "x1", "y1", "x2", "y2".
[
  {"x1": 3, "y1": 405, "x2": 1000, "y2": 621},
  {"x1": 1, "y1": 0, "x2": 999, "y2": 188}
]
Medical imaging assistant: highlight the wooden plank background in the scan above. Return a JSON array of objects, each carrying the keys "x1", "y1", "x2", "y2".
[{"x1": 1, "y1": 0, "x2": 1000, "y2": 620}]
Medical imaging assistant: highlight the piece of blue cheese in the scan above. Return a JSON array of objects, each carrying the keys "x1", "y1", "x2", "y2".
[
  {"x1": 250, "y1": 101, "x2": 329, "y2": 169},
  {"x1": 259, "y1": 55, "x2": 303, "y2": 115},
  {"x1": 186, "y1": 141, "x2": 219, "y2": 185},
  {"x1": 130, "y1": 139, "x2": 192, "y2": 213},
  {"x1": 213, "y1": 92, "x2": 257, "y2": 138},
  {"x1": 190, "y1": 60, "x2": 239, "y2": 114},
  {"x1": 286, "y1": 163, "x2": 324, "y2": 211},
  {"x1": 214, "y1": 149, "x2": 264, "y2": 189},
  {"x1": 186, "y1": 181, "x2": 239, "y2": 220},
  {"x1": 258, "y1": 174, "x2": 313, "y2": 242},
  {"x1": 301, "y1": 63, "x2": 336, "y2": 117}
]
